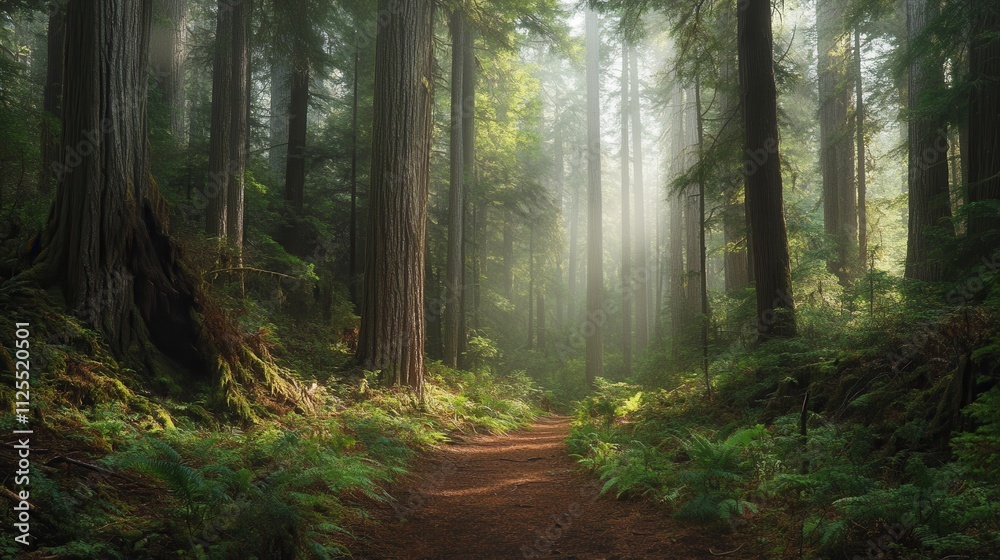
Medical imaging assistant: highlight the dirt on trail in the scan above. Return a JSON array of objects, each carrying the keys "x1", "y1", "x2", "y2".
[{"x1": 345, "y1": 415, "x2": 747, "y2": 560}]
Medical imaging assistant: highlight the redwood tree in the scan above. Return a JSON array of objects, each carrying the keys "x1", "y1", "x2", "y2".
[
  {"x1": 585, "y1": 7, "x2": 604, "y2": 385},
  {"x1": 738, "y1": 0, "x2": 796, "y2": 338},
  {"x1": 205, "y1": 0, "x2": 250, "y2": 250},
  {"x1": 37, "y1": 6, "x2": 64, "y2": 195},
  {"x1": 151, "y1": 0, "x2": 188, "y2": 140},
  {"x1": 904, "y1": 0, "x2": 953, "y2": 280},
  {"x1": 817, "y1": 0, "x2": 857, "y2": 284},
  {"x1": 36, "y1": 0, "x2": 201, "y2": 364},
  {"x1": 629, "y1": 45, "x2": 650, "y2": 353},
  {"x1": 444, "y1": 7, "x2": 465, "y2": 368},
  {"x1": 966, "y1": 3, "x2": 1000, "y2": 237},
  {"x1": 356, "y1": 0, "x2": 435, "y2": 395}
]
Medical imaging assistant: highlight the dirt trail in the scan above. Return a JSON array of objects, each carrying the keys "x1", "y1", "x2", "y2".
[{"x1": 347, "y1": 415, "x2": 744, "y2": 559}]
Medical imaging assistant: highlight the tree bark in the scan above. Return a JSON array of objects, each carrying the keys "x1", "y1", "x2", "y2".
[
  {"x1": 719, "y1": 11, "x2": 749, "y2": 293},
  {"x1": 461, "y1": 21, "x2": 476, "y2": 350},
  {"x1": 206, "y1": 0, "x2": 250, "y2": 250},
  {"x1": 904, "y1": 0, "x2": 953, "y2": 280},
  {"x1": 568, "y1": 151, "x2": 581, "y2": 323},
  {"x1": 629, "y1": 45, "x2": 650, "y2": 354},
  {"x1": 283, "y1": 39, "x2": 309, "y2": 231},
  {"x1": 502, "y1": 212, "x2": 514, "y2": 298},
  {"x1": 269, "y1": 52, "x2": 291, "y2": 181},
  {"x1": 349, "y1": 38, "x2": 360, "y2": 305},
  {"x1": 356, "y1": 0, "x2": 434, "y2": 395},
  {"x1": 537, "y1": 291, "x2": 546, "y2": 350},
  {"x1": 38, "y1": 7, "x2": 65, "y2": 195},
  {"x1": 444, "y1": 8, "x2": 465, "y2": 368},
  {"x1": 669, "y1": 87, "x2": 686, "y2": 357},
  {"x1": 151, "y1": 0, "x2": 187, "y2": 140},
  {"x1": 856, "y1": 28, "x2": 868, "y2": 265},
  {"x1": 37, "y1": 0, "x2": 201, "y2": 367},
  {"x1": 585, "y1": 7, "x2": 604, "y2": 385},
  {"x1": 619, "y1": 45, "x2": 632, "y2": 376},
  {"x1": 817, "y1": 0, "x2": 857, "y2": 284},
  {"x1": 738, "y1": 0, "x2": 796, "y2": 338},
  {"x1": 527, "y1": 227, "x2": 535, "y2": 349},
  {"x1": 684, "y1": 92, "x2": 702, "y2": 324},
  {"x1": 966, "y1": 2, "x2": 1000, "y2": 236}
]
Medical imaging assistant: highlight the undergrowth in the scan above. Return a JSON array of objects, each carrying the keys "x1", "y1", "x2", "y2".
[
  {"x1": 568, "y1": 279, "x2": 1000, "y2": 559},
  {"x1": 0, "y1": 276, "x2": 540, "y2": 559}
]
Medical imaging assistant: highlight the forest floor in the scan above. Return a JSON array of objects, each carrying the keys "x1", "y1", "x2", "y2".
[{"x1": 345, "y1": 415, "x2": 745, "y2": 559}]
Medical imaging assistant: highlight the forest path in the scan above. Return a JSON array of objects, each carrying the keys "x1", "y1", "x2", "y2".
[{"x1": 346, "y1": 415, "x2": 743, "y2": 559}]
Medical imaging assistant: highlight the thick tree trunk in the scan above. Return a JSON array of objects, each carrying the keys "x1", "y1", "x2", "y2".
[
  {"x1": 738, "y1": 0, "x2": 796, "y2": 338},
  {"x1": 282, "y1": 38, "x2": 309, "y2": 249},
  {"x1": 856, "y1": 28, "x2": 868, "y2": 265},
  {"x1": 462, "y1": 22, "x2": 477, "y2": 342},
  {"x1": 444, "y1": 8, "x2": 465, "y2": 368},
  {"x1": 904, "y1": 0, "x2": 954, "y2": 280},
  {"x1": 585, "y1": 8, "x2": 604, "y2": 385},
  {"x1": 270, "y1": 53, "x2": 291, "y2": 181},
  {"x1": 629, "y1": 45, "x2": 650, "y2": 354},
  {"x1": 619, "y1": 45, "x2": 633, "y2": 376},
  {"x1": 37, "y1": 0, "x2": 201, "y2": 367},
  {"x1": 38, "y1": 8, "x2": 65, "y2": 195},
  {"x1": 966, "y1": 3, "x2": 1000, "y2": 236},
  {"x1": 357, "y1": 0, "x2": 434, "y2": 395},
  {"x1": 349, "y1": 39, "x2": 360, "y2": 305},
  {"x1": 151, "y1": 0, "x2": 187, "y2": 140},
  {"x1": 817, "y1": 0, "x2": 857, "y2": 284},
  {"x1": 206, "y1": 0, "x2": 250, "y2": 250}
]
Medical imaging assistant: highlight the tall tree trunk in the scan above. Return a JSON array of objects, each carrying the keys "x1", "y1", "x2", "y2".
[
  {"x1": 669, "y1": 87, "x2": 686, "y2": 356},
  {"x1": 537, "y1": 291, "x2": 546, "y2": 350},
  {"x1": 282, "y1": 18, "x2": 309, "y2": 255},
  {"x1": 425, "y1": 237, "x2": 443, "y2": 361},
  {"x1": 684, "y1": 92, "x2": 702, "y2": 324},
  {"x1": 718, "y1": 10, "x2": 749, "y2": 292},
  {"x1": 38, "y1": 7, "x2": 65, "y2": 195},
  {"x1": 444, "y1": 8, "x2": 465, "y2": 368},
  {"x1": 356, "y1": 0, "x2": 434, "y2": 396},
  {"x1": 855, "y1": 28, "x2": 868, "y2": 265},
  {"x1": 619, "y1": 45, "x2": 633, "y2": 376},
  {"x1": 966, "y1": 2, "x2": 1000, "y2": 237},
  {"x1": 629, "y1": 45, "x2": 650, "y2": 353},
  {"x1": 461, "y1": 22, "x2": 476, "y2": 354},
  {"x1": 554, "y1": 115, "x2": 565, "y2": 328},
  {"x1": 37, "y1": 0, "x2": 201, "y2": 366},
  {"x1": 738, "y1": 0, "x2": 796, "y2": 338},
  {"x1": 206, "y1": 0, "x2": 250, "y2": 250},
  {"x1": 349, "y1": 38, "x2": 361, "y2": 305},
  {"x1": 527, "y1": 227, "x2": 535, "y2": 349},
  {"x1": 695, "y1": 77, "x2": 711, "y2": 396},
  {"x1": 269, "y1": 52, "x2": 291, "y2": 181},
  {"x1": 585, "y1": 7, "x2": 604, "y2": 385},
  {"x1": 904, "y1": 0, "x2": 954, "y2": 280},
  {"x1": 568, "y1": 160, "x2": 581, "y2": 322},
  {"x1": 817, "y1": 0, "x2": 857, "y2": 284},
  {"x1": 502, "y1": 212, "x2": 514, "y2": 298},
  {"x1": 151, "y1": 0, "x2": 187, "y2": 140}
]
